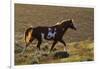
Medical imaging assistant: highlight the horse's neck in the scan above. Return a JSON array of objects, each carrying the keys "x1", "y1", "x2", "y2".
[
  {"x1": 54, "y1": 24, "x2": 68, "y2": 33},
  {"x1": 63, "y1": 27, "x2": 68, "y2": 34}
]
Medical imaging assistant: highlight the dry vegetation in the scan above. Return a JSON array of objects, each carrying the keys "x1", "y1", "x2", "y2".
[{"x1": 15, "y1": 4, "x2": 94, "y2": 65}]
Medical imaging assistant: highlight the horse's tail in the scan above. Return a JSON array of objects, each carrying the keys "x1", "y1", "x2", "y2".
[
  {"x1": 25, "y1": 27, "x2": 33, "y2": 45},
  {"x1": 22, "y1": 27, "x2": 33, "y2": 54}
]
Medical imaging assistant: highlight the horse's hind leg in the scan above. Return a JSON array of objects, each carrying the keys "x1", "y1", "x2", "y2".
[
  {"x1": 22, "y1": 38, "x2": 34, "y2": 54},
  {"x1": 35, "y1": 39, "x2": 42, "y2": 54},
  {"x1": 21, "y1": 42, "x2": 30, "y2": 54},
  {"x1": 37, "y1": 39, "x2": 42, "y2": 50}
]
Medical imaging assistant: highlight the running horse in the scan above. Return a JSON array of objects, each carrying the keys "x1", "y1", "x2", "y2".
[{"x1": 22, "y1": 19, "x2": 76, "y2": 53}]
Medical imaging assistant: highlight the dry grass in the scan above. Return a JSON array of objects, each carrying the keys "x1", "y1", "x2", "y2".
[
  {"x1": 15, "y1": 40, "x2": 94, "y2": 65},
  {"x1": 14, "y1": 4, "x2": 94, "y2": 65}
]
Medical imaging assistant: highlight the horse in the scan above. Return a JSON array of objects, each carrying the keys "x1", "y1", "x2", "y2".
[{"x1": 22, "y1": 19, "x2": 76, "y2": 54}]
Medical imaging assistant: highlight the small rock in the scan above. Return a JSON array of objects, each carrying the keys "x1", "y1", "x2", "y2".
[
  {"x1": 42, "y1": 53, "x2": 48, "y2": 56},
  {"x1": 32, "y1": 61, "x2": 38, "y2": 64},
  {"x1": 31, "y1": 60, "x2": 38, "y2": 64},
  {"x1": 54, "y1": 51, "x2": 69, "y2": 58},
  {"x1": 87, "y1": 59, "x2": 93, "y2": 61}
]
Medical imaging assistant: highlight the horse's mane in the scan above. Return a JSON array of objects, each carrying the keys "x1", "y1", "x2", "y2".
[{"x1": 55, "y1": 19, "x2": 72, "y2": 26}]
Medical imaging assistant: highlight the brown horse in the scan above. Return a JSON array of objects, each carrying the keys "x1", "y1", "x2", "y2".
[{"x1": 22, "y1": 19, "x2": 76, "y2": 54}]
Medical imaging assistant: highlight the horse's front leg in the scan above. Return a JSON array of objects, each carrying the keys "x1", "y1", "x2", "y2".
[
  {"x1": 50, "y1": 41, "x2": 58, "y2": 52},
  {"x1": 59, "y1": 39, "x2": 67, "y2": 51}
]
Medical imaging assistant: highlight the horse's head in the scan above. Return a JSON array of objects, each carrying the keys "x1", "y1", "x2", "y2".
[{"x1": 61, "y1": 19, "x2": 76, "y2": 30}]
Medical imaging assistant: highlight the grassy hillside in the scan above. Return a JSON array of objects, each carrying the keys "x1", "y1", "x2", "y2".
[
  {"x1": 15, "y1": 4, "x2": 94, "y2": 65},
  {"x1": 15, "y1": 40, "x2": 93, "y2": 65}
]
